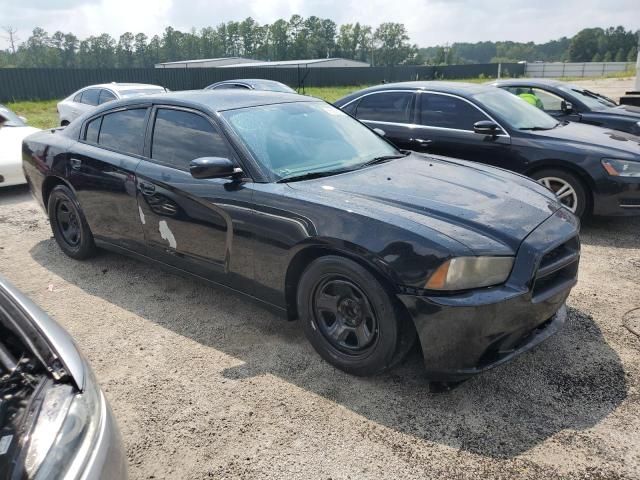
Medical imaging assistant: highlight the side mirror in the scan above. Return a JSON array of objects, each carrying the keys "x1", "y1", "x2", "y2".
[
  {"x1": 473, "y1": 120, "x2": 500, "y2": 136},
  {"x1": 190, "y1": 157, "x2": 242, "y2": 179},
  {"x1": 561, "y1": 101, "x2": 573, "y2": 114},
  {"x1": 373, "y1": 127, "x2": 386, "y2": 137}
]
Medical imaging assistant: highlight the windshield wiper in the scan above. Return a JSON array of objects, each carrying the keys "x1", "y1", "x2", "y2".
[
  {"x1": 359, "y1": 153, "x2": 408, "y2": 169},
  {"x1": 276, "y1": 168, "x2": 355, "y2": 183}
]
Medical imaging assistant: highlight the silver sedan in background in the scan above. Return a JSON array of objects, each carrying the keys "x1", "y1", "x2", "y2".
[{"x1": 0, "y1": 276, "x2": 126, "y2": 479}]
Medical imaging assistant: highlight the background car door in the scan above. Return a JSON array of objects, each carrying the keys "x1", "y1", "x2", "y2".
[
  {"x1": 352, "y1": 91, "x2": 417, "y2": 150},
  {"x1": 412, "y1": 92, "x2": 514, "y2": 169},
  {"x1": 69, "y1": 107, "x2": 149, "y2": 252},
  {"x1": 135, "y1": 106, "x2": 255, "y2": 291}
]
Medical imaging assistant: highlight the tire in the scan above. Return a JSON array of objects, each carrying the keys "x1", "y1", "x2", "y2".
[
  {"x1": 297, "y1": 255, "x2": 416, "y2": 376},
  {"x1": 530, "y1": 168, "x2": 589, "y2": 218},
  {"x1": 47, "y1": 184, "x2": 97, "y2": 260},
  {"x1": 61, "y1": 120, "x2": 69, "y2": 127}
]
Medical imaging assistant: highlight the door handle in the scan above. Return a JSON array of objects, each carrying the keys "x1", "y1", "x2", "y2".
[
  {"x1": 139, "y1": 182, "x2": 155, "y2": 195},
  {"x1": 410, "y1": 138, "x2": 432, "y2": 147},
  {"x1": 70, "y1": 158, "x2": 82, "y2": 170}
]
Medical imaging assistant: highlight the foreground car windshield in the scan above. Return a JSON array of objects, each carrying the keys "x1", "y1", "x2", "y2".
[
  {"x1": 119, "y1": 88, "x2": 166, "y2": 97},
  {"x1": 222, "y1": 102, "x2": 399, "y2": 180},
  {"x1": 0, "y1": 104, "x2": 25, "y2": 127},
  {"x1": 474, "y1": 89, "x2": 559, "y2": 130},
  {"x1": 559, "y1": 85, "x2": 618, "y2": 110}
]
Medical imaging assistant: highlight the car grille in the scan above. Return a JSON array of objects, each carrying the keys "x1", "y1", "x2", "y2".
[{"x1": 532, "y1": 236, "x2": 580, "y2": 302}]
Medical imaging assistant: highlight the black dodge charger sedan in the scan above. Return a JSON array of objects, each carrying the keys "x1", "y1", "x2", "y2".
[
  {"x1": 22, "y1": 90, "x2": 580, "y2": 381},
  {"x1": 490, "y1": 78, "x2": 640, "y2": 136},
  {"x1": 335, "y1": 82, "x2": 640, "y2": 218}
]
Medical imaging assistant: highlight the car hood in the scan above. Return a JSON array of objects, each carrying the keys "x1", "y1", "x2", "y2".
[
  {"x1": 532, "y1": 121, "x2": 640, "y2": 156},
  {"x1": 288, "y1": 153, "x2": 561, "y2": 254}
]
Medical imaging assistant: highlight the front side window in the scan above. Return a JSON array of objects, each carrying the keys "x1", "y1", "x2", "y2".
[
  {"x1": 355, "y1": 92, "x2": 414, "y2": 124},
  {"x1": 502, "y1": 86, "x2": 564, "y2": 112},
  {"x1": 151, "y1": 108, "x2": 230, "y2": 171},
  {"x1": 98, "y1": 90, "x2": 117, "y2": 105},
  {"x1": 473, "y1": 89, "x2": 559, "y2": 131},
  {"x1": 98, "y1": 108, "x2": 148, "y2": 155},
  {"x1": 419, "y1": 93, "x2": 489, "y2": 130},
  {"x1": 81, "y1": 89, "x2": 100, "y2": 106},
  {"x1": 222, "y1": 101, "x2": 399, "y2": 181}
]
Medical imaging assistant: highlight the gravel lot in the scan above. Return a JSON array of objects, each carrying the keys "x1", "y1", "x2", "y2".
[{"x1": 1, "y1": 182, "x2": 639, "y2": 479}]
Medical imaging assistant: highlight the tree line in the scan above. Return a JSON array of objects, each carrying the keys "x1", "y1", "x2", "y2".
[
  {"x1": 420, "y1": 26, "x2": 638, "y2": 65},
  {"x1": 0, "y1": 16, "x2": 418, "y2": 68},
  {"x1": 1, "y1": 19, "x2": 637, "y2": 69}
]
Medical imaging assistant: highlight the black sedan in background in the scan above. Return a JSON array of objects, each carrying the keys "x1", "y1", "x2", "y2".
[
  {"x1": 0, "y1": 276, "x2": 126, "y2": 479},
  {"x1": 335, "y1": 82, "x2": 640, "y2": 217},
  {"x1": 23, "y1": 90, "x2": 579, "y2": 381},
  {"x1": 490, "y1": 78, "x2": 640, "y2": 135},
  {"x1": 205, "y1": 78, "x2": 296, "y2": 93}
]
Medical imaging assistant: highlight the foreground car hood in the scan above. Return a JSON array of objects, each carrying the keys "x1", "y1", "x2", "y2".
[
  {"x1": 289, "y1": 154, "x2": 561, "y2": 253},
  {"x1": 534, "y1": 121, "x2": 640, "y2": 155},
  {"x1": 607, "y1": 104, "x2": 640, "y2": 119}
]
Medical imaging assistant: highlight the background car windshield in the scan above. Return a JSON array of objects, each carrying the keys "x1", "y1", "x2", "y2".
[
  {"x1": 250, "y1": 80, "x2": 296, "y2": 93},
  {"x1": 473, "y1": 89, "x2": 558, "y2": 130},
  {"x1": 0, "y1": 105, "x2": 25, "y2": 127},
  {"x1": 119, "y1": 88, "x2": 165, "y2": 97},
  {"x1": 222, "y1": 102, "x2": 398, "y2": 180},
  {"x1": 559, "y1": 85, "x2": 617, "y2": 110}
]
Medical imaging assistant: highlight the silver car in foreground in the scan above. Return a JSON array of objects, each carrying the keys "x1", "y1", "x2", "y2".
[
  {"x1": 0, "y1": 276, "x2": 126, "y2": 479},
  {"x1": 57, "y1": 83, "x2": 167, "y2": 125}
]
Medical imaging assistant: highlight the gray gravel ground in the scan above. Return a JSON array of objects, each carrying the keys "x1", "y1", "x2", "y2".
[{"x1": 1, "y1": 185, "x2": 639, "y2": 480}]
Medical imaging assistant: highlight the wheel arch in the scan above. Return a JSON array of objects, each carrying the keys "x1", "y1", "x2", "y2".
[
  {"x1": 524, "y1": 160, "x2": 594, "y2": 211},
  {"x1": 42, "y1": 175, "x2": 75, "y2": 210},
  {"x1": 284, "y1": 242, "x2": 401, "y2": 321}
]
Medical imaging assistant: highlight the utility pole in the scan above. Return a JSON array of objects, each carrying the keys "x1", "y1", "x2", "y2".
[{"x1": 2, "y1": 26, "x2": 19, "y2": 55}]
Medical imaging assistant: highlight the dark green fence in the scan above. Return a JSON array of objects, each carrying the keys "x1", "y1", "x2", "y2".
[{"x1": 0, "y1": 63, "x2": 524, "y2": 102}]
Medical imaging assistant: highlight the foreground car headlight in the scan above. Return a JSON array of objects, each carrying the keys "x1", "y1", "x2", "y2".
[
  {"x1": 425, "y1": 256, "x2": 514, "y2": 291},
  {"x1": 601, "y1": 158, "x2": 640, "y2": 177}
]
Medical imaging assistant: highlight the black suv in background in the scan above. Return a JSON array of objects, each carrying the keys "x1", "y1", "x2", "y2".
[
  {"x1": 490, "y1": 78, "x2": 640, "y2": 136},
  {"x1": 335, "y1": 82, "x2": 640, "y2": 218}
]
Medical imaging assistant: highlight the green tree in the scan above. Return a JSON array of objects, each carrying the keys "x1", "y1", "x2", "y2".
[{"x1": 373, "y1": 22, "x2": 414, "y2": 66}]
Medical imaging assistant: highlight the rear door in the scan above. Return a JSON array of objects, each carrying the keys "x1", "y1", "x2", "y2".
[
  {"x1": 69, "y1": 106, "x2": 150, "y2": 252},
  {"x1": 135, "y1": 106, "x2": 255, "y2": 290},
  {"x1": 351, "y1": 91, "x2": 417, "y2": 150},
  {"x1": 413, "y1": 91, "x2": 515, "y2": 170}
]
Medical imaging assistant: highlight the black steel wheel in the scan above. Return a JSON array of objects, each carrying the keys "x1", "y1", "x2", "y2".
[
  {"x1": 298, "y1": 255, "x2": 416, "y2": 376},
  {"x1": 48, "y1": 184, "x2": 97, "y2": 260}
]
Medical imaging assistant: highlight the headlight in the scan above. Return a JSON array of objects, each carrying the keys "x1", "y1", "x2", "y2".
[
  {"x1": 425, "y1": 256, "x2": 514, "y2": 291},
  {"x1": 32, "y1": 370, "x2": 103, "y2": 479},
  {"x1": 601, "y1": 158, "x2": 640, "y2": 177}
]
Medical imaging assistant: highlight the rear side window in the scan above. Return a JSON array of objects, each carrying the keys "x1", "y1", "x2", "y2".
[
  {"x1": 98, "y1": 108, "x2": 148, "y2": 156},
  {"x1": 81, "y1": 89, "x2": 100, "y2": 106},
  {"x1": 213, "y1": 84, "x2": 249, "y2": 90},
  {"x1": 419, "y1": 93, "x2": 489, "y2": 130},
  {"x1": 98, "y1": 89, "x2": 117, "y2": 105},
  {"x1": 84, "y1": 116, "x2": 102, "y2": 143},
  {"x1": 151, "y1": 108, "x2": 230, "y2": 171},
  {"x1": 355, "y1": 92, "x2": 414, "y2": 124}
]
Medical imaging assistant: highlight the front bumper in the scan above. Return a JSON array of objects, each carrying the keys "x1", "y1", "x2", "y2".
[
  {"x1": 593, "y1": 175, "x2": 640, "y2": 216},
  {"x1": 399, "y1": 208, "x2": 580, "y2": 381}
]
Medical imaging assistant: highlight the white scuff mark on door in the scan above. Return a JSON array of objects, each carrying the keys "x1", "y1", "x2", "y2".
[
  {"x1": 138, "y1": 205, "x2": 146, "y2": 224},
  {"x1": 159, "y1": 220, "x2": 177, "y2": 249}
]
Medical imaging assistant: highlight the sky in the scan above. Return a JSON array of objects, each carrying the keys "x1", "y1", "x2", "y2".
[{"x1": 1, "y1": 0, "x2": 638, "y2": 50}]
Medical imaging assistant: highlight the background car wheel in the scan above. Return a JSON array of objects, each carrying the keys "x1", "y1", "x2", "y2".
[
  {"x1": 47, "y1": 185, "x2": 97, "y2": 260},
  {"x1": 297, "y1": 255, "x2": 415, "y2": 376},
  {"x1": 530, "y1": 168, "x2": 588, "y2": 218}
]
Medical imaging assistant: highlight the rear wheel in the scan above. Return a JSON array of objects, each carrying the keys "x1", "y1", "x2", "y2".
[
  {"x1": 530, "y1": 168, "x2": 588, "y2": 217},
  {"x1": 48, "y1": 185, "x2": 96, "y2": 260},
  {"x1": 297, "y1": 255, "x2": 415, "y2": 376}
]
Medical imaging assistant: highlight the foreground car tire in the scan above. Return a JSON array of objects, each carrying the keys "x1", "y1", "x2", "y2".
[
  {"x1": 297, "y1": 256, "x2": 415, "y2": 376},
  {"x1": 531, "y1": 168, "x2": 588, "y2": 217},
  {"x1": 48, "y1": 185, "x2": 97, "y2": 260}
]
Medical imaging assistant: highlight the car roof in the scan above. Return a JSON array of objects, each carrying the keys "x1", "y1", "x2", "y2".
[
  {"x1": 346, "y1": 81, "x2": 494, "y2": 97},
  {"x1": 491, "y1": 78, "x2": 563, "y2": 87},
  {"x1": 95, "y1": 89, "x2": 316, "y2": 113},
  {"x1": 80, "y1": 82, "x2": 165, "y2": 92},
  {"x1": 213, "y1": 79, "x2": 286, "y2": 85}
]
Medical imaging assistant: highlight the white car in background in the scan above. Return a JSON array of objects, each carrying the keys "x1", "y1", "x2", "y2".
[
  {"x1": 57, "y1": 83, "x2": 168, "y2": 125},
  {"x1": 0, "y1": 105, "x2": 39, "y2": 187}
]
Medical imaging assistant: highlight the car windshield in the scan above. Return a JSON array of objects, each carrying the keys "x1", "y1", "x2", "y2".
[
  {"x1": 558, "y1": 85, "x2": 618, "y2": 110},
  {"x1": 0, "y1": 104, "x2": 25, "y2": 127},
  {"x1": 222, "y1": 101, "x2": 400, "y2": 181},
  {"x1": 250, "y1": 81, "x2": 296, "y2": 93},
  {"x1": 473, "y1": 89, "x2": 559, "y2": 130},
  {"x1": 119, "y1": 88, "x2": 166, "y2": 98}
]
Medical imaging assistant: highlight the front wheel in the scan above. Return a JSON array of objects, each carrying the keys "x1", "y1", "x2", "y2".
[
  {"x1": 530, "y1": 168, "x2": 588, "y2": 218},
  {"x1": 297, "y1": 255, "x2": 415, "y2": 376},
  {"x1": 48, "y1": 184, "x2": 97, "y2": 260}
]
